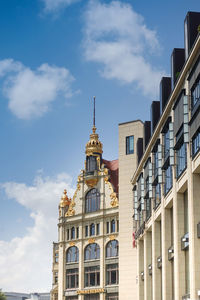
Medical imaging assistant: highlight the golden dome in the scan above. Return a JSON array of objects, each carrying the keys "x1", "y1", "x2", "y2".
[
  {"x1": 85, "y1": 126, "x2": 103, "y2": 156},
  {"x1": 60, "y1": 189, "x2": 71, "y2": 208}
]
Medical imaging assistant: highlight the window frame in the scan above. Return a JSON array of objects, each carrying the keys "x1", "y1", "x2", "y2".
[{"x1": 126, "y1": 135, "x2": 134, "y2": 155}]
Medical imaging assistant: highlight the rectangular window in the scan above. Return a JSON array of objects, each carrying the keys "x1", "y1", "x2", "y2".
[
  {"x1": 164, "y1": 129, "x2": 170, "y2": 159},
  {"x1": 176, "y1": 142, "x2": 187, "y2": 177},
  {"x1": 66, "y1": 268, "x2": 79, "y2": 289},
  {"x1": 84, "y1": 296, "x2": 100, "y2": 300},
  {"x1": 154, "y1": 150, "x2": 159, "y2": 178},
  {"x1": 54, "y1": 271, "x2": 58, "y2": 284},
  {"x1": 164, "y1": 165, "x2": 173, "y2": 195},
  {"x1": 85, "y1": 225, "x2": 88, "y2": 237},
  {"x1": 106, "y1": 222, "x2": 110, "y2": 234},
  {"x1": 84, "y1": 266, "x2": 100, "y2": 287},
  {"x1": 192, "y1": 128, "x2": 200, "y2": 157},
  {"x1": 76, "y1": 227, "x2": 79, "y2": 239},
  {"x1": 191, "y1": 76, "x2": 200, "y2": 110},
  {"x1": 154, "y1": 183, "x2": 161, "y2": 208},
  {"x1": 126, "y1": 136, "x2": 134, "y2": 155},
  {"x1": 55, "y1": 252, "x2": 59, "y2": 263},
  {"x1": 67, "y1": 229, "x2": 70, "y2": 240},
  {"x1": 96, "y1": 223, "x2": 100, "y2": 235},
  {"x1": 106, "y1": 264, "x2": 119, "y2": 285},
  {"x1": 146, "y1": 198, "x2": 151, "y2": 220},
  {"x1": 106, "y1": 294, "x2": 118, "y2": 300}
]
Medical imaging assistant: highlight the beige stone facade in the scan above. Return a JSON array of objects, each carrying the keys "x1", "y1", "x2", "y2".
[
  {"x1": 118, "y1": 121, "x2": 143, "y2": 300},
  {"x1": 132, "y1": 20, "x2": 200, "y2": 300}
]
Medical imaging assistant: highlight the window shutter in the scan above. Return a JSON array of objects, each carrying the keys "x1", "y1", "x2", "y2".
[
  {"x1": 169, "y1": 122, "x2": 174, "y2": 165},
  {"x1": 158, "y1": 144, "x2": 163, "y2": 183},
  {"x1": 183, "y1": 95, "x2": 189, "y2": 143},
  {"x1": 134, "y1": 190, "x2": 138, "y2": 221},
  {"x1": 149, "y1": 162, "x2": 153, "y2": 198}
]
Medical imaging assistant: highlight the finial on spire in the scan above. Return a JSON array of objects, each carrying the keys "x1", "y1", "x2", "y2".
[
  {"x1": 93, "y1": 96, "x2": 96, "y2": 127},
  {"x1": 92, "y1": 96, "x2": 96, "y2": 133}
]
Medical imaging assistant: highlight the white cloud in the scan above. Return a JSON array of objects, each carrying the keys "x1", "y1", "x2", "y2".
[
  {"x1": 0, "y1": 173, "x2": 75, "y2": 292},
  {"x1": 0, "y1": 59, "x2": 75, "y2": 120},
  {"x1": 42, "y1": 0, "x2": 80, "y2": 12},
  {"x1": 83, "y1": 0, "x2": 165, "y2": 97}
]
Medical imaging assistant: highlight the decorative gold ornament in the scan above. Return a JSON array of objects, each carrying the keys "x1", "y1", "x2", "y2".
[
  {"x1": 109, "y1": 235, "x2": 117, "y2": 240},
  {"x1": 88, "y1": 238, "x2": 95, "y2": 244},
  {"x1": 69, "y1": 242, "x2": 75, "y2": 246},
  {"x1": 65, "y1": 178, "x2": 81, "y2": 217},
  {"x1": 103, "y1": 168, "x2": 119, "y2": 207},
  {"x1": 85, "y1": 177, "x2": 98, "y2": 188},
  {"x1": 85, "y1": 126, "x2": 103, "y2": 156},
  {"x1": 60, "y1": 189, "x2": 71, "y2": 208},
  {"x1": 77, "y1": 288, "x2": 105, "y2": 295}
]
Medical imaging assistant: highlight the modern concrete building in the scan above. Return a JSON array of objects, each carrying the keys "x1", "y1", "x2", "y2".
[
  {"x1": 132, "y1": 11, "x2": 200, "y2": 300},
  {"x1": 50, "y1": 99, "x2": 143, "y2": 300}
]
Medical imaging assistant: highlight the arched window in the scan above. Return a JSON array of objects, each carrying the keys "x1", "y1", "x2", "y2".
[
  {"x1": 106, "y1": 240, "x2": 118, "y2": 258},
  {"x1": 66, "y1": 246, "x2": 79, "y2": 263},
  {"x1": 85, "y1": 189, "x2": 100, "y2": 213},
  {"x1": 90, "y1": 223, "x2": 95, "y2": 236},
  {"x1": 111, "y1": 220, "x2": 115, "y2": 233},
  {"x1": 84, "y1": 243, "x2": 100, "y2": 260},
  {"x1": 71, "y1": 227, "x2": 75, "y2": 239}
]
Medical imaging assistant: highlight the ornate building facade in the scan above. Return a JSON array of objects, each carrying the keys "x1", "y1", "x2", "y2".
[
  {"x1": 51, "y1": 119, "x2": 120, "y2": 300},
  {"x1": 51, "y1": 104, "x2": 144, "y2": 300}
]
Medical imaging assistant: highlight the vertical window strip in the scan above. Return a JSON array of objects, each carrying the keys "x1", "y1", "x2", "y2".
[
  {"x1": 183, "y1": 95, "x2": 189, "y2": 143},
  {"x1": 149, "y1": 162, "x2": 153, "y2": 198},
  {"x1": 169, "y1": 122, "x2": 174, "y2": 165},
  {"x1": 134, "y1": 190, "x2": 138, "y2": 221},
  {"x1": 158, "y1": 144, "x2": 163, "y2": 183}
]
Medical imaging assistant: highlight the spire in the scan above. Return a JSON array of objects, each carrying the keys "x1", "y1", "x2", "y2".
[{"x1": 85, "y1": 96, "x2": 103, "y2": 156}]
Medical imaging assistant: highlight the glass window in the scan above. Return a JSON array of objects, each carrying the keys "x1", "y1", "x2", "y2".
[
  {"x1": 67, "y1": 229, "x2": 69, "y2": 240},
  {"x1": 106, "y1": 294, "x2": 118, "y2": 300},
  {"x1": 111, "y1": 220, "x2": 115, "y2": 233},
  {"x1": 126, "y1": 136, "x2": 134, "y2": 155},
  {"x1": 106, "y1": 264, "x2": 119, "y2": 285},
  {"x1": 154, "y1": 150, "x2": 159, "y2": 178},
  {"x1": 164, "y1": 165, "x2": 173, "y2": 195},
  {"x1": 191, "y1": 76, "x2": 200, "y2": 109},
  {"x1": 66, "y1": 268, "x2": 79, "y2": 289},
  {"x1": 96, "y1": 223, "x2": 100, "y2": 235},
  {"x1": 85, "y1": 189, "x2": 100, "y2": 213},
  {"x1": 84, "y1": 266, "x2": 100, "y2": 287},
  {"x1": 55, "y1": 252, "x2": 59, "y2": 263},
  {"x1": 164, "y1": 129, "x2": 170, "y2": 159},
  {"x1": 54, "y1": 271, "x2": 58, "y2": 284},
  {"x1": 85, "y1": 225, "x2": 88, "y2": 237},
  {"x1": 84, "y1": 296, "x2": 99, "y2": 300},
  {"x1": 66, "y1": 246, "x2": 79, "y2": 263},
  {"x1": 192, "y1": 129, "x2": 200, "y2": 157},
  {"x1": 86, "y1": 156, "x2": 97, "y2": 173},
  {"x1": 76, "y1": 227, "x2": 79, "y2": 239},
  {"x1": 176, "y1": 142, "x2": 187, "y2": 177},
  {"x1": 71, "y1": 227, "x2": 75, "y2": 240},
  {"x1": 84, "y1": 243, "x2": 100, "y2": 261},
  {"x1": 146, "y1": 198, "x2": 151, "y2": 220},
  {"x1": 106, "y1": 221, "x2": 110, "y2": 234},
  {"x1": 154, "y1": 183, "x2": 161, "y2": 208},
  {"x1": 117, "y1": 220, "x2": 119, "y2": 232},
  {"x1": 90, "y1": 223, "x2": 95, "y2": 236},
  {"x1": 106, "y1": 240, "x2": 118, "y2": 258}
]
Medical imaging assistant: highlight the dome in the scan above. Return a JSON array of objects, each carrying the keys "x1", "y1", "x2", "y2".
[
  {"x1": 85, "y1": 126, "x2": 103, "y2": 156},
  {"x1": 60, "y1": 189, "x2": 71, "y2": 208}
]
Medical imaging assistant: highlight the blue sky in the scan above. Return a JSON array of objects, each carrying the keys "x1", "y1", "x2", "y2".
[{"x1": 0, "y1": 0, "x2": 199, "y2": 293}]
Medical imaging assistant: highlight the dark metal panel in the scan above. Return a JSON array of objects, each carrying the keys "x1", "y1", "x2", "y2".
[
  {"x1": 160, "y1": 77, "x2": 172, "y2": 113},
  {"x1": 171, "y1": 48, "x2": 185, "y2": 89}
]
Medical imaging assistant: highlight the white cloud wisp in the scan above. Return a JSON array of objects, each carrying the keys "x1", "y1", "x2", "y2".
[
  {"x1": 0, "y1": 173, "x2": 75, "y2": 292},
  {"x1": 83, "y1": 0, "x2": 165, "y2": 97},
  {"x1": 0, "y1": 59, "x2": 75, "y2": 120},
  {"x1": 42, "y1": 0, "x2": 80, "y2": 12}
]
